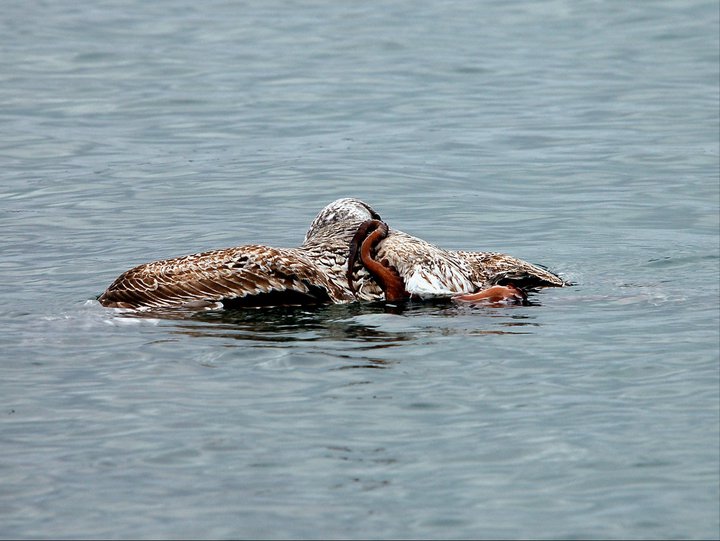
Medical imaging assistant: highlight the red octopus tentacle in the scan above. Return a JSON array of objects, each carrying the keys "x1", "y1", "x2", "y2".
[{"x1": 347, "y1": 219, "x2": 409, "y2": 302}]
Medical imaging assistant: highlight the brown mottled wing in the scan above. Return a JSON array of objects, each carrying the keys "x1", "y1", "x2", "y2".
[
  {"x1": 98, "y1": 245, "x2": 347, "y2": 310},
  {"x1": 455, "y1": 251, "x2": 566, "y2": 289}
]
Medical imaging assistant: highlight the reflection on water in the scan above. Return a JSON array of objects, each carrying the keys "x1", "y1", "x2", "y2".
[{"x1": 108, "y1": 295, "x2": 544, "y2": 346}]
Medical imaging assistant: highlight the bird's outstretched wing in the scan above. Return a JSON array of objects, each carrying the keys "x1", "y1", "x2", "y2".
[
  {"x1": 98, "y1": 244, "x2": 350, "y2": 310},
  {"x1": 455, "y1": 251, "x2": 566, "y2": 289}
]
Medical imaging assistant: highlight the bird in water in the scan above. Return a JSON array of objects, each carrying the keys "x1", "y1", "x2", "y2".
[{"x1": 98, "y1": 198, "x2": 565, "y2": 311}]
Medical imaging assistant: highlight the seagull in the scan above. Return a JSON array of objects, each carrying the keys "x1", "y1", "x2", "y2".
[{"x1": 98, "y1": 198, "x2": 565, "y2": 310}]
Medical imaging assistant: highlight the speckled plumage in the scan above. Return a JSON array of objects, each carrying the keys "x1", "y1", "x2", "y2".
[
  {"x1": 99, "y1": 198, "x2": 380, "y2": 310},
  {"x1": 98, "y1": 198, "x2": 564, "y2": 310}
]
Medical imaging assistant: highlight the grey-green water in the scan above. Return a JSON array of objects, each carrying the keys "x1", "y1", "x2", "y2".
[{"x1": 1, "y1": 1, "x2": 718, "y2": 539}]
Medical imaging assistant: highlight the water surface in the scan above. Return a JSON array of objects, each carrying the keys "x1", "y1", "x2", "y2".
[{"x1": 1, "y1": 1, "x2": 718, "y2": 539}]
